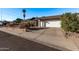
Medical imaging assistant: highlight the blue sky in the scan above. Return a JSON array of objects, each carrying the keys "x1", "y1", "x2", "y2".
[{"x1": 0, "y1": 8, "x2": 79, "y2": 21}]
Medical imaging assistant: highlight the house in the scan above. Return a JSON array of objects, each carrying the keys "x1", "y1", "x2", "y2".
[
  {"x1": 31, "y1": 15, "x2": 61, "y2": 28},
  {"x1": 0, "y1": 21, "x2": 3, "y2": 26}
]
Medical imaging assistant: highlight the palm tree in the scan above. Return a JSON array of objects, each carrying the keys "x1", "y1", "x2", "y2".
[{"x1": 22, "y1": 9, "x2": 26, "y2": 20}]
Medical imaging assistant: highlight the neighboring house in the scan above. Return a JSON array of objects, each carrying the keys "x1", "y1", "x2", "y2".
[
  {"x1": 31, "y1": 15, "x2": 61, "y2": 28},
  {"x1": 0, "y1": 21, "x2": 3, "y2": 26}
]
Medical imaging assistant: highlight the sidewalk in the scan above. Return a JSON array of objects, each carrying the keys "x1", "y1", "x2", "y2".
[{"x1": 0, "y1": 27, "x2": 78, "y2": 51}]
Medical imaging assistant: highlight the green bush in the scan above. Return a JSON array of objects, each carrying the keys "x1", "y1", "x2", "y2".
[
  {"x1": 14, "y1": 18, "x2": 23, "y2": 23},
  {"x1": 61, "y1": 13, "x2": 79, "y2": 32}
]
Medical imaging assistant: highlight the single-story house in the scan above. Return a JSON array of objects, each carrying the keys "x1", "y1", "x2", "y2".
[
  {"x1": 30, "y1": 15, "x2": 61, "y2": 28},
  {"x1": 0, "y1": 21, "x2": 3, "y2": 26}
]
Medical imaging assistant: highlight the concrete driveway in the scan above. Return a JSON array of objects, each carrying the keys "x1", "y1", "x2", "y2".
[
  {"x1": 0, "y1": 27, "x2": 79, "y2": 51},
  {"x1": 0, "y1": 31, "x2": 60, "y2": 51}
]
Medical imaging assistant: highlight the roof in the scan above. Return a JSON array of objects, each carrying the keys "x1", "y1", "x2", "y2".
[
  {"x1": 25, "y1": 15, "x2": 61, "y2": 21},
  {"x1": 25, "y1": 13, "x2": 79, "y2": 21},
  {"x1": 39, "y1": 15, "x2": 61, "y2": 21}
]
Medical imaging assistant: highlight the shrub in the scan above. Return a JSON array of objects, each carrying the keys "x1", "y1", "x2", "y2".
[
  {"x1": 14, "y1": 18, "x2": 23, "y2": 23},
  {"x1": 19, "y1": 22, "x2": 28, "y2": 28},
  {"x1": 61, "y1": 13, "x2": 79, "y2": 32}
]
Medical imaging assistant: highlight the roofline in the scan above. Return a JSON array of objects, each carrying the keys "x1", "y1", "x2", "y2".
[{"x1": 25, "y1": 15, "x2": 61, "y2": 21}]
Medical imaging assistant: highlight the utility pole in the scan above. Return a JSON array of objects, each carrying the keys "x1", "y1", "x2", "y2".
[{"x1": 0, "y1": 8, "x2": 2, "y2": 21}]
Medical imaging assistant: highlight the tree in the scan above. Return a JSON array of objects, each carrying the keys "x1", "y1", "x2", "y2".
[
  {"x1": 22, "y1": 9, "x2": 26, "y2": 20},
  {"x1": 14, "y1": 18, "x2": 23, "y2": 23},
  {"x1": 61, "y1": 13, "x2": 79, "y2": 32},
  {"x1": 30, "y1": 17, "x2": 36, "y2": 20}
]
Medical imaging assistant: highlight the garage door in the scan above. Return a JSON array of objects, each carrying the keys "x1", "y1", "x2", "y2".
[{"x1": 46, "y1": 21, "x2": 61, "y2": 27}]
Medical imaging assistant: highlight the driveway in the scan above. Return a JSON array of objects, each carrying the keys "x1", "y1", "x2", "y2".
[
  {"x1": 0, "y1": 27, "x2": 78, "y2": 51},
  {"x1": 0, "y1": 31, "x2": 60, "y2": 51}
]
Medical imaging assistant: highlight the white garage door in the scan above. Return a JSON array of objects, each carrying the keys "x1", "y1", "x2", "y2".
[{"x1": 46, "y1": 21, "x2": 61, "y2": 27}]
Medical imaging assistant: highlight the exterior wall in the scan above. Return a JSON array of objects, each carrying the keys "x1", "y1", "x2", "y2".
[
  {"x1": 38, "y1": 20, "x2": 61, "y2": 28},
  {"x1": 45, "y1": 20, "x2": 61, "y2": 27},
  {"x1": 38, "y1": 20, "x2": 41, "y2": 27},
  {"x1": 38, "y1": 21, "x2": 46, "y2": 27}
]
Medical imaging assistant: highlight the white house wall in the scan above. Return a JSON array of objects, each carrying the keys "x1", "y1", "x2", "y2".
[
  {"x1": 46, "y1": 20, "x2": 61, "y2": 27},
  {"x1": 38, "y1": 21, "x2": 42, "y2": 27}
]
